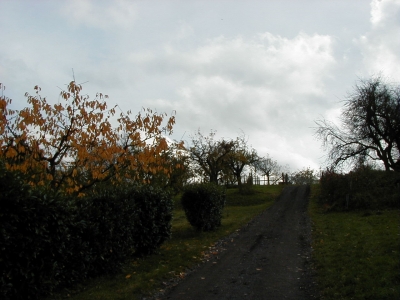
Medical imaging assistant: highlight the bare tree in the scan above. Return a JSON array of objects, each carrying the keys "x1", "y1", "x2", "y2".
[
  {"x1": 291, "y1": 167, "x2": 317, "y2": 185},
  {"x1": 188, "y1": 130, "x2": 234, "y2": 184},
  {"x1": 225, "y1": 135, "x2": 260, "y2": 186},
  {"x1": 255, "y1": 155, "x2": 280, "y2": 185},
  {"x1": 315, "y1": 77, "x2": 400, "y2": 172}
]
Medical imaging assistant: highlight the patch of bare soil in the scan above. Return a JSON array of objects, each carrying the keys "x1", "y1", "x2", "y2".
[{"x1": 150, "y1": 185, "x2": 319, "y2": 300}]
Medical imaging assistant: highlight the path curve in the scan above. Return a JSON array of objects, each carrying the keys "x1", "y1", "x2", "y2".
[{"x1": 159, "y1": 185, "x2": 319, "y2": 300}]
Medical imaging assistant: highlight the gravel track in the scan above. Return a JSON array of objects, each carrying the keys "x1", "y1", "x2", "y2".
[{"x1": 156, "y1": 185, "x2": 319, "y2": 300}]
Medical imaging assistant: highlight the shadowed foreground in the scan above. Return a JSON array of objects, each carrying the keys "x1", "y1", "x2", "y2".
[{"x1": 158, "y1": 185, "x2": 319, "y2": 300}]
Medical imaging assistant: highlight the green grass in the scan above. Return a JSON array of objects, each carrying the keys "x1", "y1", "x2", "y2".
[
  {"x1": 54, "y1": 185, "x2": 283, "y2": 300},
  {"x1": 309, "y1": 184, "x2": 400, "y2": 300}
]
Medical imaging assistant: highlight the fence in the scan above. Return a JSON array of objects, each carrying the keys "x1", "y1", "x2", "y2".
[{"x1": 241, "y1": 174, "x2": 282, "y2": 185}]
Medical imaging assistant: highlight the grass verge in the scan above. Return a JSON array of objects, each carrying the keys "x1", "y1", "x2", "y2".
[
  {"x1": 54, "y1": 185, "x2": 283, "y2": 300},
  {"x1": 309, "y1": 184, "x2": 400, "y2": 300}
]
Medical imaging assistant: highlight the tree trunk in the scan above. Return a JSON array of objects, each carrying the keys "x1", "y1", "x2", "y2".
[
  {"x1": 210, "y1": 172, "x2": 219, "y2": 184},
  {"x1": 237, "y1": 175, "x2": 242, "y2": 186}
]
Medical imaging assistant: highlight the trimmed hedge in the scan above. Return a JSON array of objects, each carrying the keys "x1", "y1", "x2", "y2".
[
  {"x1": 181, "y1": 183, "x2": 226, "y2": 231},
  {"x1": 319, "y1": 167, "x2": 400, "y2": 211},
  {"x1": 128, "y1": 186, "x2": 173, "y2": 256},
  {"x1": 0, "y1": 167, "x2": 173, "y2": 300},
  {"x1": 0, "y1": 169, "x2": 76, "y2": 299}
]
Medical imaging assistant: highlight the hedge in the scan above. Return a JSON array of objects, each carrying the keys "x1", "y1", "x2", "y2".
[
  {"x1": 319, "y1": 167, "x2": 400, "y2": 211},
  {"x1": 0, "y1": 166, "x2": 173, "y2": 300}
]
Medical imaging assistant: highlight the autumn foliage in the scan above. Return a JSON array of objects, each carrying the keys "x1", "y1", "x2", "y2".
[
  {"x1": 0, "y1": 81, "x2": 178, "y2": 299},
  {"x1": 0, "y1": 81, "x2": 179, "y2": 194}
]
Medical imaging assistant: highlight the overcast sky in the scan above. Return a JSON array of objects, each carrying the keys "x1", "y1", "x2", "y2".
[{"x1": 1, "y1": 0, "x2": 399, "y2": 172}]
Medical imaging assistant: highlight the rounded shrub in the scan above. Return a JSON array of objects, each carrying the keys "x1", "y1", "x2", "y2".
[{"x1": 181, "y1": 183, "x2": 226, "y2": 231}]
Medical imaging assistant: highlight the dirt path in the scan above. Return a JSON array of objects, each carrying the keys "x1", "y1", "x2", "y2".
[{"x1": 158, "y1": 185, "x2": 319, "y2": 300}]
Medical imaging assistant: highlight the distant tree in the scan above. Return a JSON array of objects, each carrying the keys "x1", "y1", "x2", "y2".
[
  {"x1": 0, "y1": 81, "x2": 177, "y2": 194},
  {"x1": 188, "y1": 130, "x2": 234, "y2": 184},
  {"x1": 155, "y1": 144, "x2": 192, "y2": 194},
  {"x1": 315, "y1": 77, "x2": 400, "y2": 172},
  {"x1": 225, "y1": 135, "x2": 259, "y2": 186},
  {"x1": 291, "y1": 167, "x2": 317, "y2": 185},
  {"x1": 254, "y1": 155, "x2": 280, "y2": 185}
]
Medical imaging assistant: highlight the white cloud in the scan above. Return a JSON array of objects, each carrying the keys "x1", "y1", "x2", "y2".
[
  {"x1": 133, "y1": 32, "x2": 336, "y2": 170},
  {"x1": 62, "y1": 0, "x2": 137, "y2": 30},
  {"x1": 370, "y1": 0, "x2": 400, "y2": 26},
  {"x1": 358, "y1": 0, "x2": 400, "y2": 79}
]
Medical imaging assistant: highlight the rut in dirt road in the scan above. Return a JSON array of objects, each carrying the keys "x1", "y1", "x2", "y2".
[{"x1": 160, "y1": 185, "x2": 319, "y2": 300}]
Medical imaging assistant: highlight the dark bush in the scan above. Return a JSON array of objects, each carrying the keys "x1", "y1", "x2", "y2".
[
  {"x1": 71, "y1": 184, "x2": 173, "y2": 269},
  {"x1": 239, "y1": 183, "x2": 255, "y2": 195},
  {"x1": 181, "y1": 183, "x2": 226, "y2": 231},
  {"x1": 0, "y1": 165, "x2": 173, "y2": 300},
  {"x1": 73, "y1": 188, "x2": 137, "y2": 276},
  {"x1": 128, "y1": 185, "x2": 173, "y2": 256},
  {"x1": 0, "y1": 166, "x2": 78, "y2": 300},
  {"x1": 319, "y1": 167, "x2": 400, "y2": 211}
]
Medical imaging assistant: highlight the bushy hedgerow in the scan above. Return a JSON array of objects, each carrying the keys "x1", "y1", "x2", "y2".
[
  {"x1": 181, "y1": 183, "x2": 226, "y2": 231},
  {"x1": 0, "y1": 166, "x2": 77, "y2": 300},
  {"x1": 0, "y1": 165, "x2": 173, "y2": 300},
  {"x1": 128, "y1": 185, "x2": 173, "y2": 256},
  {"x1": 73, "y1": 188, "x2": 137, "y2": 276},
  {"x1": 319, "y1": 167, "x2": 400, "y2": 211}
]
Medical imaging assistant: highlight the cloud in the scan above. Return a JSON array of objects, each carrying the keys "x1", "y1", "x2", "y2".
[
  {"x1": 129, "y1": 32, "x2": 336, "y2": 170},
  {"x1": 133, "y1": 32, "x2": 335, "y2": 92},
  {"x1": 5, "y1": 1, "x2": 380, "y2": 172},
  {"x1": 358, "y1": 0, "x2": 400, "y2": 79},
  {"x1": 175, "y1": 21, "x2": 195, "y2": 41},
  {"x1": 370, "y1": 0, "x2": 400, "y2": 26},
  {"x1": 139, "y1": 32, "x2": 335, "y2": 127},
  {"x1": 62, "y1": 0, "x2": 137, "y2": 30}
]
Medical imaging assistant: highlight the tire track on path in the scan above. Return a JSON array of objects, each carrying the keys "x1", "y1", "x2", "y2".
[{"x1": 159, "y1": 185, "x2": 319, "y2": 300}]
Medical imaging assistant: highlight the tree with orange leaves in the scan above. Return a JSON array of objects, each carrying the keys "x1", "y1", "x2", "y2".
[{"x1": 0, "y1": 81, "x2": 179, "y2": 194}]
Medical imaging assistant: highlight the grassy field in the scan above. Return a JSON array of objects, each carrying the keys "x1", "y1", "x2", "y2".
[
  {"x1": 309, "y1": 184, "x2": 400, "y2": 300},
  {"x1": 55, "y1": 185, "x2": 283, "y2": 300}
]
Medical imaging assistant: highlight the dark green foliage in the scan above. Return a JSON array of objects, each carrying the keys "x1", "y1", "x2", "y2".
[
  {"x1": 128, "y1": 186, "x2": 173, "y2": 256},
  {"x1": 0, "y1": 166, "x2": 76, "y2": 300},
  {"x1": 238, "y1": 183, "x2": 255, "y2": 195},
  {"x1": 0, "y1": 165, "x2": 173, "y2": 300},
  {"x1": 73, "y1": 189, "x2": 137, "y2": 276},
  {"x1": 319, "y1": 167, "x2": 400, "y2": 211},
  {"x1": 181, "y1": 183, "x2": 226, "y2": 231}
]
